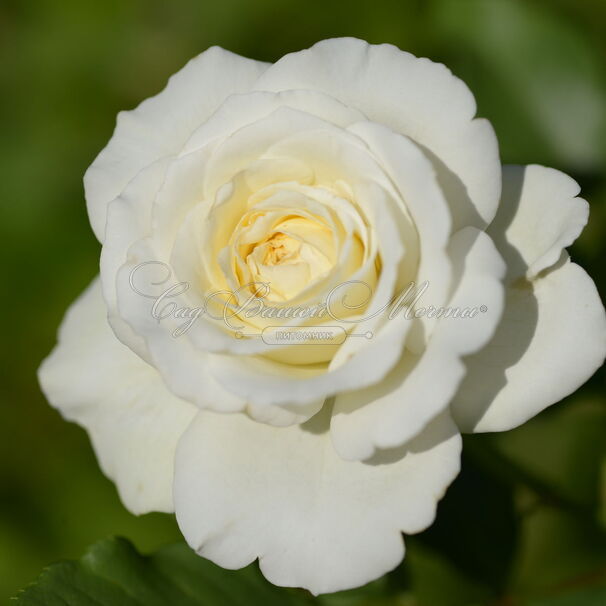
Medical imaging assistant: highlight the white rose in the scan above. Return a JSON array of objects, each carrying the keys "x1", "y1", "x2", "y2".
[{"x1": 38, "y1": 38, "x2": 606, "y2": 595}]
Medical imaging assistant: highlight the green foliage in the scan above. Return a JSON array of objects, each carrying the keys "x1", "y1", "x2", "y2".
[{"x1": 13, "y1": 537, "x2": 311, "y2": 606}]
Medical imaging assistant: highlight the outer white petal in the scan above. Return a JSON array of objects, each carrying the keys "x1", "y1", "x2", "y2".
[
  {"x1": 331, "y1": 228, "x2": 505, "y2": 460},
  {"x1": 181, "y1": 89, "x2": 365, "y2": 155},
  {"x1": 348, "y1": 120, "x2": 452, "y2": 351},
  {"x1": 101, "y1": 157, "x2": 175, "y2": 362},
  {"x1": 174, "y1": 408, "x2": 461, "y2": 595},
  {"x1": 488, "y1": 165, "x2": 589, "y2": 281},
  {"x1": 254, "y1": 37, "x2": 501, "y2": 229},
  {"x1": 245, "y1": 399, "x2": 325, "y2": 427},
  {"x1": 38, "y1": 277, "x2": 197, "y2": 514},
  {"x1": 206, "y1": 309, "x2": 410, "y2": 407},
  {"x1": 452, "y1": 165, "x2": 605, "y2": 432},
  {"x1": 452, "y1": 257, "x2": 606, "y2": 432},
  {"x1": 85, "y1": 47, "x2": 268, "y2": 241},
  {"x1": 114, "y1": 239, "x2": 249, "y2": 414}
]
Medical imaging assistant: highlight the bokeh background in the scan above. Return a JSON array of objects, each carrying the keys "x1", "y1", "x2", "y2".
[{"x1": 1, "y1": 0, "x2": 605, "y2": 603}]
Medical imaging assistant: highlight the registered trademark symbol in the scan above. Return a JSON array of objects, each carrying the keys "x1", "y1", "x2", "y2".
[{"x1": 480, "y1": 305, "x2": 488, "y2": 313}]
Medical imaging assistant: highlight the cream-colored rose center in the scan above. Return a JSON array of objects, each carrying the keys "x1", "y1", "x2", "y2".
[
  {"x1": 234, "y1": 213, "x2": 334, "y2": 302},
  {"x1": 263, "y1": 233, "x2": 298, "y2": 265}
]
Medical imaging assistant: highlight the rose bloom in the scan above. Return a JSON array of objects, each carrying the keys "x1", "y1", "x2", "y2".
[{"x1": 39, "y1": 39, "x2": 606, "y2": 594}]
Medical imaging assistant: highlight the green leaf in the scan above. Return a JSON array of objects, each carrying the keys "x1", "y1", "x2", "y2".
[{"x1": 12, "y1": 537, "x2": 313, "y2": 606}]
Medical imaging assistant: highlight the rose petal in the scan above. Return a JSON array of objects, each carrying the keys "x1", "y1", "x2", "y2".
[
  {"x1": 451, "y1": 257, "x2": 606, "y2": 432},
  {"x1": 174, "y1": 407, "x2": 461, "y2": 595},
  {"x1": 38, "y1": 277, "x2": 196, "y2": 514},
  {"x1": 254, "y1": 37, "x2": 501, "y2": 230},
  {"x1": 245, "y1": 399, "x2": 325, "y2": 427},
  {"x1": 488, "y1": 165, "x2": 589, "y2": 282},
  {"x1": 101, "y1": 157, "x2": 175, "y2": 362},
  {"x1": 348, "y1": 120, "x2": 453, "y2": 352},
  {"x1": 331, "y1": 228, "x2": 505, "y2": 460},
  {"x1": 85, "y1": 47, "x2": 268, "y2": 241},
  {"x1": 181, "y1": 89, "x2": 365, "y2": 156},
  {"x1": 451, "y1": 164, "x2": 604, "y2": 432}
]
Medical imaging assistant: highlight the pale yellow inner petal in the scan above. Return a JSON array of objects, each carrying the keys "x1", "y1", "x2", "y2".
[{"x1": 237, "y1": 213, "x2": 335, "y2": 302}]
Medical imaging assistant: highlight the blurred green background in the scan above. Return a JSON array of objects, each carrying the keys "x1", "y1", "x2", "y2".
[{"x1": 1, "y1": 0, "x2": 605, "y2": 603}]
